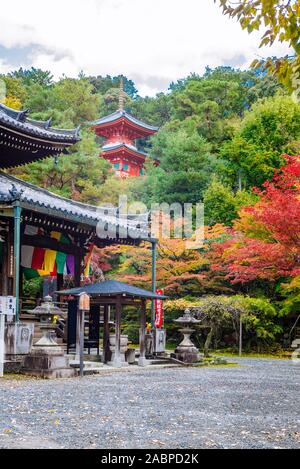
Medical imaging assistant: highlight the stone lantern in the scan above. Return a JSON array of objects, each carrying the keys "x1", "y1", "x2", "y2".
[
  {"x1": 173, "y1": 308, "x2": 201, "y2": 364},
  {"x1": 30, "y1": 296, "x2": 64, "y2": 347},
  {"x1": 23, "y1": 296, "x2": 76, "y2": 379}
]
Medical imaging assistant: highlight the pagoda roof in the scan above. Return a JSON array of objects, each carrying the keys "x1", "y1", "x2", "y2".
[
  {"x1": 102, "y1": 144, "x2": 148, "y2": 162},
  {"x1": 0, "y1": 172, "x2": 150, "y2": 241},
  {"x1": 92, "y1": 110, "x2": 158, "y2": 136},
  {"x1": 103, "y1": 142, "x2": 147, "y2": 156},
  {"x1": 0, "y1": 103, "x2": 80, "y2": 169}
]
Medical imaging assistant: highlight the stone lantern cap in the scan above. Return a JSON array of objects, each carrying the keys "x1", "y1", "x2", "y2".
[
  {"x1": 28, "y1": 296, "x2": 65, "y2": 321},
  {"x1": 174, "y1": 308, "x2": 201, "y2": 325}
]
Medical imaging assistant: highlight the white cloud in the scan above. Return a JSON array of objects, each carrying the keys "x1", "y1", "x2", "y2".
[
  {"x1": 0, "y1": 0, "x2": 292, "y2": 96},
  {"x1": 0, "y1": 59, "x2": 11, "y2": 75}
]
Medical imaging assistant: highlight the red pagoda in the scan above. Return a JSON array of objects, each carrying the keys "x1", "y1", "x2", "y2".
[{"x1": 92, "y1": 82, "x2": 158, "y2": 178}]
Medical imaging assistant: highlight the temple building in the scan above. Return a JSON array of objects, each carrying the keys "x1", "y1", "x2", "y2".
[
  {"x1": 0, "y1": 103, "x2": 161, "y2": 372},
  {"x1": 91, "y1": 83, "x2": 158, "y2": 178},
  {"x1": 0, "y1": 103, "x2": 154, "y2": 315}
]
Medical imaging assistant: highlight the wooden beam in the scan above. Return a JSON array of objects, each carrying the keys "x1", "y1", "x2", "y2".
[
  {"x1": 20, "y1": 202, "x2": 97, "y2": 231},
  {"x1": 90, "y1": 298, "x2": 144, "y2": 306},
  {"x1": 22, "y1": 234, "x2": 79, "y2": 255}
]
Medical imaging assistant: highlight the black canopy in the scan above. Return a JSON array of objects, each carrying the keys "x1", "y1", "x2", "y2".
[{"x1": 57, "y1": 280, "x2": 167, "y2": 300}]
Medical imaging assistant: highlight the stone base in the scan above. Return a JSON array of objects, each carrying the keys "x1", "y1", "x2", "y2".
[
  {"x1": 173, "y1": 352, "x2": 201, "y2": 364},
  {"x1": 22, "y1": 345, "x2": 77, "y2": 379},
  {"x1": 174, "y1": 346, "x2": 201, "y2": 364},
  {"x1": 138, "y1": 356, "x2": 148, "y2": 367},
  {"x1": 4, "y1": 359, "x2": 23, "y2": 374},
  {"x1": 125, "y1": 349, "x2": 136, "y2": 365},
  {"x1": 108, "y1": 359, "x2": 129, "y2": 368},
  {"x1": 22, "y1": 368, "x2": 77, "y2": 379}
]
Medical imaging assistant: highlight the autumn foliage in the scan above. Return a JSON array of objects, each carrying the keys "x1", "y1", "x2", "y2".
[{"x1": 210, "y1": 156, "x2": 300, "y2": 284}]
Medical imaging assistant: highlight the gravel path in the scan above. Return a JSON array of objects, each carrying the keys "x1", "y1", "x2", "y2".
[{"x1": 0, "y1": 358, "x2": 299, "y2": 449}]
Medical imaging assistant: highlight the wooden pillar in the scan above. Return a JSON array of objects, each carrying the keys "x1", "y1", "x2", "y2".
[
  {"x1": 103, "y1": 305, "x2": 111, "y2": 364},
  {"x1": 19, "y1": 267, "x2": 23, "y2": 313},
  {"x1": 74, "y1": 239, "x2": 86, "y2": 288},
  {"x1": 76, "y1": 299, "x2": 84, "y2": 364},
  {"x1": 112, "y1": 295, "x2": 122, "y2": 367},
  {"x1": 1, "y1": 233, "x2": 8, "y2": 296},
  {"x1": 151, "y1": 241, "x2": 157, "y2": 328},
  {"x1": 6, "y1": 226, "x2": 14, "y2": 297},
  {"x1": 139, "y1": 298, "x2": 148, "y2": 367},
  {"x1": 13, "y1": 204, "x2": 22, "y2": 321},
  {"x1": 56, "y1": 273, "x2": 64, "y2": 303}
]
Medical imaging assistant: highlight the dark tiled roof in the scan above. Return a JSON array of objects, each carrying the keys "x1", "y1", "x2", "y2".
[
  {"x1": 0, "y1": 104, "x2": 80, "y2": 142},
  {"x1": 92, "y1": 110, "x2": 158, "y2": 132},
  {"x1": 0, "y1": 172, "x2": 150, "y2": 237},
  {"x1": 57, "y1": 280, "x2": 168, "y2": 300},
  {"x1": 0, "y1": 103, "x2": 80, "y2": 169}
]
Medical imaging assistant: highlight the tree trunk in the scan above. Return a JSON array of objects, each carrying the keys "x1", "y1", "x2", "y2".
[{"x1": 204, "y1": 328, "x2": 213, "y2": 358}]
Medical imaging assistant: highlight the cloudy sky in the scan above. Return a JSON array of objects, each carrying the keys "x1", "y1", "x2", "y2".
[{"x1": 0, "y1": 0, "x2": 290, "y2": 96}]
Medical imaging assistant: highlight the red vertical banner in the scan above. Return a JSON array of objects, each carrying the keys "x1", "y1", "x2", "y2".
[{"x1": 155, "y1": 289, "x2": 164, "y2": 329}]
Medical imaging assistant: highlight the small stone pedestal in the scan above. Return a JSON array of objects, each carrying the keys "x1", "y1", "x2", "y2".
[
  {"x1": 125, "y1": 348, "x2": 136, "y2": 364},
  {"x1": 145, "y1": 333, "x2": 154, "y2": 358},
  {"x1": 108, "y1": 334, "x2": 129, "y2": 367}
]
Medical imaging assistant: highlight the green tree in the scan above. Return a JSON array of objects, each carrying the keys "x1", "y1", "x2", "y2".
[
  {"x1": 88, "y1": 75, "x2": 138, "y2": 98},
  {"x1": 52, "y1": 78, "x2": 100, "y2": 125},
  {"x1": 129, "y1": 92, "x2": 172, "y2": 127},
  {"x1": 172, "y1": 78, "x2": 239, "y2": 145},
  {"x1": 220, "y1": 95, "x2": 300, "y2": 187},
  {"x1": 204, "y1": 180, "x2": 256, "y2": 226},
  {"x1": 99, "y1": 87, "x2": 132, "y2": 116},
  {"x1": 24, "y1": 77, "x2": 100, "y2": 127},
  {"x1": 216, "y1": 0, "x2": 300, "y2": 92},
  {"x1": 11, "y1": 67, "x2": 54, "y2": 87},
  {"x1": 146, "y1": 121, "x2": 216, "y2": 204},
  {"x1": 280, "y1": 277, "x2": 300, "y2": 317},
  {"x1": 193, "y1": 295, "x2": 279, "y2": 354},
  {"x1": 204, "y1": 65, "x2": 283, "y2": 106},
  {"x1": 0, "y1": 75, "x2": 27, "y2": 109},
  {"x1": 13, "y1": 129, "x2": 112, "y2": 203}
]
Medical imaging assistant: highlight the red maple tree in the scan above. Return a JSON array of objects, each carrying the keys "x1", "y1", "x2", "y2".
[{"x1": 210, "y1": 156, "x2": 300, "y2": 284}]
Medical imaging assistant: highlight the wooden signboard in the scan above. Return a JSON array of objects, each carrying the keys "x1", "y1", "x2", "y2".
[
  {"x1": 0, "y1": 207, "x2": 14, "y2": 218},
  {"x1": 8, "y1": 245, "x2": 14, "y2": 278},
  {"x1": 155, "y1": 289, "x2": 164, "y2": 329},
  {"x1": 0, "y1": 296, "x2": 17, "y2": 377},
  {"x1": 79, "y1": 293, "x2": 90, "y2": 312}
]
